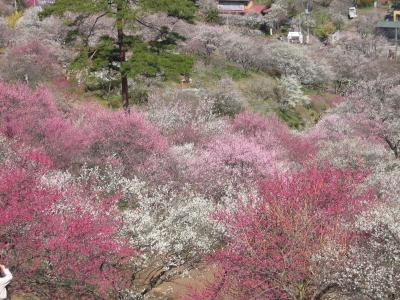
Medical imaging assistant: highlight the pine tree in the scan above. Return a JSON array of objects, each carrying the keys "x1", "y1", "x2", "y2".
[{"x1": 40, "y1": 0, "x2": 195, "y2": 110}]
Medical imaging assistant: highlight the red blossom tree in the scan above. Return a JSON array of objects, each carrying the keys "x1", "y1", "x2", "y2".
[
  {"x1": 186, "y1": 166, "x2": 375, "y2": 300},
  {"x1": 0, "y1": 147, "x2": 133, "y2": 298}
]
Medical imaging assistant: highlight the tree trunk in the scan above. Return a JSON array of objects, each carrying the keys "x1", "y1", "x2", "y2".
[
  {"x1": 117, "y1": 5, "x2": 129, "y2": 111},
  {"x1": 384, "y1": 136, "x2": 399, "y2": 159},
  {"x1": 312, "y1": 283, "x2": 339, "y2": 300}
]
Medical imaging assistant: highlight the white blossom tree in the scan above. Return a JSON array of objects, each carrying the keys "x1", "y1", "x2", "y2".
[{"x1": 338, "y1": 76, "x2": 400, "y2": 158}]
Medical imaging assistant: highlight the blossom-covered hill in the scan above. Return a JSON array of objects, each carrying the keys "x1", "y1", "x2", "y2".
[{"x1": 1, "y1": 0, "x2": 400, "y2": 299}]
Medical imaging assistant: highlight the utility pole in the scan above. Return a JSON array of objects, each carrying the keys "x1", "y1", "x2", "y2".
[
  {"x1": 305, "y1": 0, "x2": 312, "y2": 44},
  {"x1": 394, "y1": 24, "x2": 398, "y2": 60}
]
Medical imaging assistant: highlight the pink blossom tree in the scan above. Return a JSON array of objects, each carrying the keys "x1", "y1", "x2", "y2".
[
  {"x1": 0, "y1": 82, "x2": 86, "y2": 167},
  {"x1": 77, "y1": 103, "x2": 168, "y2": 176},
  {"x1": 231, "y1": 112, "x2": 316, "y2": 164},
  {"x1": 0, "y1": 41, "x2": 60, "y2": 85},
  {"x1": 190, "y1": 132, "x2": 279, "y2": 198},
  {"x1": 0, "y1": 82, "x2": 85, "y2": 166},
  {"x1": 0, "y1": 82, "x2": 167, "y2": 174},
  {"x1": 186, "y1": 166, "x2": 374, "y2": 300}
]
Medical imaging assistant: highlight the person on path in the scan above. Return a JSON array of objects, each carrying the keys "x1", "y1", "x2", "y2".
[{"x1": 0, "y1": 265, "x2": 12, "y2": 300}]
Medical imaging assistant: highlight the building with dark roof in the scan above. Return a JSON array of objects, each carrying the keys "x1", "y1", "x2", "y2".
[{"x1": 217, "y1": 0, "x2": 268, "y2": 15}]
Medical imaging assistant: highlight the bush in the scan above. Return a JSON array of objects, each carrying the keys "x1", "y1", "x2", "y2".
[
  {"x1": 309, "y1": 10, "x2": 341, "y2": 40},
  {"x1": 204, "y1": 7, "x2": 219, "y2": 23},
  {"x1": 239, "y1": 76, "x2": 278, "y2": 102},
  {"x1": 0, "y1": 82, "x2": 167, "y2": 173},
  {"x1": 355, "y1": 0, "x2": 374, "y2": 7},
  {"x1": 211, "y1": 78, "x2": 245, "y2": 117},
  {"x1": 5, "y1": 10, "x2": 22, "y2": 28},
  {"x1": 77, "y1": 104, "x2": 168, "y2": 175},
  {"x1": 145, "y1": 88, "x2": 225, "y2": 145},
  {"x1": 314, "y1": 21, "x2": 336, "y2": 39},
  {"x1": 277, "y1": 75, "x2": 310, "y2": 108},
  {"x1": 130, "y1": 82, "x2": 149, "y2": 105}
]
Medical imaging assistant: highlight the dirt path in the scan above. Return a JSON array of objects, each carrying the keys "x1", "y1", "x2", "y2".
[{"x1": 146, "y1": 266, "x2": 215, "y2": 300}]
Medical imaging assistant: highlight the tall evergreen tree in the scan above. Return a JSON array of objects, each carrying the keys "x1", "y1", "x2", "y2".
[{"x1": 40, "y1": 0, "x2": 195, "y2": 109}]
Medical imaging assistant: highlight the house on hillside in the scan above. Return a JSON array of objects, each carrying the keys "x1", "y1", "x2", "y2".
[{"x1": 217, "y1": 0, "x2": 269, "y2": 15}]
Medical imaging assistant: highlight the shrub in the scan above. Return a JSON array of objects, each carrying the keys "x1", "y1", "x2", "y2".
[
  {"x1": 204, "y1": 7, "x2": 219, "y2": 23},
  {"x1": 239, "y1": 76, "x2": 278, "y2": 102},
  {"x1": 211, "y1": 78, "x2": 245, "y2": 117},
  {"x1": 355, "y1": 0, "x2": 374, "y2": 7},
  {"x1": 277, "y1": 75, "x2": 310, "y2": 108},
  {"x1": 0, "y1": 82, "x2": 167, "y2": 172},
  {"x1": 5, "y1": 10, "x2": 22, "y2": 28},
  {"x1": 145, "y1": 88, "x2": 225, "y2": 145},
  {"x1": 130, "y1": 82, "x2": 149, "y2": 105},
  {"x1": 314, "y1": 21, "x2": 336, "y2": 39}
]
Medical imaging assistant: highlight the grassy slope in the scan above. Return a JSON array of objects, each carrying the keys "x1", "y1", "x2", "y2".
[{"x1": 189, "y1": 57, "x2": 334, "y2": 129}]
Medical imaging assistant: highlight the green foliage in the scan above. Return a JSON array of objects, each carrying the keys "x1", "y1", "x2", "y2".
[
  {"x1": 140, "y1": 0, "x2": 196, "y2": 20},
  {"x1": 276, "y1": 108, "x2": 305, "y2": 129},
  {"x1": 123, "y1": 38, "x2": 193, "y2": 81},
  {"x1": 312, "y1": 10, "x2": 338, "y2": 39},
  {"x1": 41, "y1": 0, "x2": 195, "y2": 106},
  {"x1": 72, "y1": 36, "x2": 192, "y2": 83},
  {"x1": 205, "y1": 8, "x2": 219, "y2": 23},
  {"x1": 40, "y1": 0, "x2": 109, "y2": 19},
  {"x1": 314, "y1": 22, "x2": 336, "y2": 39},
  {"x1": 393, "y1": 0, "x2": 400, "y2": 10},
  {"x1": 212, "y1": 95, "x2": 243, "y2": 117},
  {"x1": 193, "y1": 60, "x2": 249, "y2": 82},
  {"x1": 130, "y1": 84, "x2": 149, "y2": 105},
  {"x1": 355, "y1": 0, "x2": 374, "y2": 7}
]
